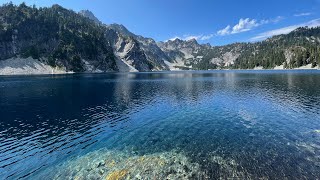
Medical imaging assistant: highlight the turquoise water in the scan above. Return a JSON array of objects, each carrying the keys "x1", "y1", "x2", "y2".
[{"x1": 0, "y1": 70, "x2": 320, "y2": 179}]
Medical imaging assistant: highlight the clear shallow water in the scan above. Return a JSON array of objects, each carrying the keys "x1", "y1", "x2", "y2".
[{"x1": 0, "y1": 70, "x2": 320, "y2": 179}]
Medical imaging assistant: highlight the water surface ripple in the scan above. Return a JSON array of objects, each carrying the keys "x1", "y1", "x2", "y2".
[{"x1": 0, "y1": 70, "x2": 320, "y2": 179}]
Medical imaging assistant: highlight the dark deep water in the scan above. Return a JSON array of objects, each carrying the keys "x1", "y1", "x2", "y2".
[{"x1": 0, "y1": 70, "x2": 320, "y2": 179}]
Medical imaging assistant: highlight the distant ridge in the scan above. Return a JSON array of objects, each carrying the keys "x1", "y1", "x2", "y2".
[{"x1": 0, "y1": 3, "x2": 319, "y2": 75}]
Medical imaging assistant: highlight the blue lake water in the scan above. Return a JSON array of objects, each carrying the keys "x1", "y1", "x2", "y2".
[{"x1": 0, "y1": 70, "x2": 320, "y2": 179}]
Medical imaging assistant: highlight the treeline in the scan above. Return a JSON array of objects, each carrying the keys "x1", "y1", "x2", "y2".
[
  {"x1": 233, "y1": 27, "x2": 320, "y2": 69},
  {"x1": 191, "y1": 27, "x2": 320, "y2": 70},
  {"x1": 0, "y1": 3, "x2": 117, "y2": 72}
]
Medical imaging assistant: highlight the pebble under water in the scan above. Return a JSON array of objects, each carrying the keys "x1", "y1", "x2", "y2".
[{"x1": 0, "y1": 70, "x2": 320, "y2": 179}]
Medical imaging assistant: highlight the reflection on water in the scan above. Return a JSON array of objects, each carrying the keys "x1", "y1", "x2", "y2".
[{"x1": 0, "y1": 70, "x2": 320, "y2": 179}]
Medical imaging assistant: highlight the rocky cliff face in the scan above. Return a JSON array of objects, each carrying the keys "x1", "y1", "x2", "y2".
[
  {"x1": 135, "y1": 36, "x2": 172, "y2": 69},
  {"x1": 158, "y1": 39, "x2": 246, "y2": 69},
  {"x1": 105, "y1": 28, "x2": 153, "y2": 72},
  {"x1": 105, "y1": 24, "x2": 170, "y2": 71},
  {"x1": 158, "y1": 39, "x2": 203, "y2": 61},
  {"x1": 77, "y1": 10, "x2": 171, "y2": 72}
]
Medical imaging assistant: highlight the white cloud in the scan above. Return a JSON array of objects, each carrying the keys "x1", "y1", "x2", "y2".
[
  {"x1": 260, "y1": 16, "x2": 284, "y2": 24},
  {"x1": 217, "y1": 16, "x2": 284, "y2": 36},
  {"x1": 167, "y1": 16, "x2": 285, "y2": 41},
  {"x1": 167, "y1": 34, "x2": 215, "y2": 42},
  {"x1": 217, "y1": 25, "x2": 231, "y2": 36},
  {"x1": 232, "y1": 18, "x2": 259, "y2": 34},
  {"x1": 200, "y1": 34, "x2": 214, "y2": 40},
  {"x1": 294, "y1": 12, "x2": 312, "y2": 17},
  {"x1": 217, "y1": 18, "x2": 258, "y2": 36},
  {"x1": 250, "y1": 18, "x2": 320, "y2": 41}
]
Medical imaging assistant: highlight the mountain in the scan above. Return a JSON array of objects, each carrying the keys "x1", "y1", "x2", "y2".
[
  {"x1": 104, "y1": 27, "x2": 154, "y2": 72},
  {"x1": 0, "y1": 3, "x2": 117, "y2": 72},
  {"x1": 0, "y1": 3, "x2": 319, "y2": 74},
  {"x1": 104, "y1": 24, "x2": 170, "y2": 71},
  {"x1": 158, "y1": 38, "x2": 209, "y2": 69},
  {"x1": 158, "y1": 39, "x2": 201, "y2": 61},
  {"x1": 158, "y1": 38, "x2": 248, "y2": 70},
  {"x1": 158, "y1": 27, "x2": 320, "y2": 70},
  {"x1": 232, "y1": 27, "x2": 320, "y2": 69},
  {"x1": 0, "y1": 3, "x2": 170, "y2": 73},
  {"x1": 78, "y1": 10, "x2": 101, "y2": 24}
]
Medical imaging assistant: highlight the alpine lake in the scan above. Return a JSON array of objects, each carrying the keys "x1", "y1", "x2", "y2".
[{"x1": 0, "y1": 70, "x2": 320, "y2": 179}]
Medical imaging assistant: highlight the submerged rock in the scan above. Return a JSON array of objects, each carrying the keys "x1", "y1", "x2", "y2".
[
  {"x1": 106, "y1": 169, "x2": 128, "y2": 180},
  {"x1": 37, "y1": 148, "x2": 201, "y2": 180}
]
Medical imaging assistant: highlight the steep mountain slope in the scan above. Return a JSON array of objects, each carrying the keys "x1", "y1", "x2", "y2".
[
  {"x1": 104, "y1": 28, "x2": 153, "y2": 72},
  {"x1": 79, "y1": 10, "x2": 170, "y2": 71},
  {"x1": 78, "y1": 10, "x2": 101, "y2": 24},
  {"x1": 0, "y1": 3, "x2": 170, "y2": 73},
  {"x1": 0, "y1": 3, "x2": 117, "y2": 72},
  {"x1": 105, "y1": 24, "x2": 170, "y2": 71}
]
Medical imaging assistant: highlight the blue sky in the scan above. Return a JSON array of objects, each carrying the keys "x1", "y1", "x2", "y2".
[{"x1": 1, "y1": 0, "x2": 320, "y2": 45}]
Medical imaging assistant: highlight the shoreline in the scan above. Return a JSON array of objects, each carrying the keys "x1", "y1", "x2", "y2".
[
  {"x1": 0, "y1": 58, "x2": 318, "y2": 76},
  {"x1": 1, "y1": 68, "x2": 318, "y2": 76}
]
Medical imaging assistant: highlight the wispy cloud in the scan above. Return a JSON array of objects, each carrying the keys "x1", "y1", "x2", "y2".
[
  {"x1": 217, "y1": 16, "x2": 284, "y2": 36},
  {"x1": 199, "y1": 34, "x2": 214, "y2": 40},
  {"x1": 250, "y1": 18, "x2": 320, "y2": 41},
  {"x1": 168, "y1": 16, "x2": 285, "y2": 42},
  {"x1": 167, "y1": 34, "x2": 214, "y2": 41},
  {"x1": 260, "y1": 16, "x2": 284, "y2": 24},
  {"x1": 294, "y1": 12, "x2": 312, "y2": 17},
  {"x1": 232, "y1": 18, "x2": 259, "y2": 34},
  {"x1": 217, "y1": 18, "x2": 258, "y2": 35},
  {"x1": 217, "y1": 25, "x2": 231, "y2": 36}
]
